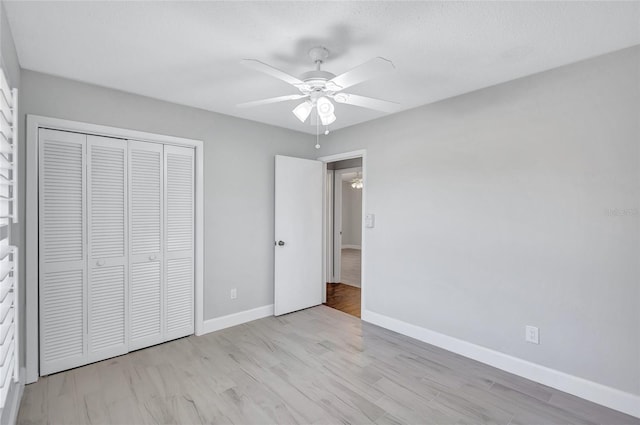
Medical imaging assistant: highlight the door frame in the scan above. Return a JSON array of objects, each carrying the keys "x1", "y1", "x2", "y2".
[
  {"x1": 25, "y1": 115, "x2": 205, "y2": 384},
  {"x1": 325, "y1": 169, "x2": 334, "y2": 284},
  {"x1": 317, "y1": 150, "x2": 366, "y2": 309}
]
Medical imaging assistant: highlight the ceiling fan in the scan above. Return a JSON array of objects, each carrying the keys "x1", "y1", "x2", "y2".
[{"x1": 238, "y1": 46, "x2": 400, "y2": 126}]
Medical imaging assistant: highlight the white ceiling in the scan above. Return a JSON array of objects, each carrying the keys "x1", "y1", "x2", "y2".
[{"x1": 5, "y1": 1, "x2": 640, "y2": 135}]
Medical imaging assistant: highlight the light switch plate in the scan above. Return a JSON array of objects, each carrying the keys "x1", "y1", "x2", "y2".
[{"x1": 365, "y1": 213, "x2": 375, "y2": 228}]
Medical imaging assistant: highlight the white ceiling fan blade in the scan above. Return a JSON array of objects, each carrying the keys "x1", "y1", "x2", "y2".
[
  {"x1": 237, "y1": 94, "x2": 308, "y2": 108},
  {"x1": 329, "y1": 57, "x2": 395, "y2": 90},
  {"x1": 241, "y1": 59, "x2": 306, "y2": 87},
  {"x1": 333, "y1": 93, "x2": 401, "y2": 113}
]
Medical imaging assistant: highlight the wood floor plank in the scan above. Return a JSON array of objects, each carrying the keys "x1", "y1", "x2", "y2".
[
  {"x1": 325, "y1": 282, "x2": 361, "y2": 317},
  {"x1": 18, "y1": 306, "x2": 640, "y2": 425},
  {"x1": 430, "y1": 384, "x2": 516, "y2": 425},
  {"x1": 547, "y1": 391, "x2": 640, "y2": 425}
]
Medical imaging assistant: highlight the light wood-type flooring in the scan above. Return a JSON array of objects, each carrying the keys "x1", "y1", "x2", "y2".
[
  {"x1": 18, "y1": 306, "x2": 639, "y2": 425},
  {"x1": 340, "y1": 248, "x2": 361, "y2": 287}
]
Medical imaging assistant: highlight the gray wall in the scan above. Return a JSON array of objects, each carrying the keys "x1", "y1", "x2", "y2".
[
  {"x1": 19, "y1": 70, "x2": 316, "y2": 321},
  {"x1": 341, "y1": 180, "x2": 362, "y2": 247},
  {"x1": 319, "y1": 46, "x2": 640, "y2": 395}
]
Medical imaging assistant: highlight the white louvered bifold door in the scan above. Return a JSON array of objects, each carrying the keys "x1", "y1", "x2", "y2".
[
  {"x1": 128, "y1": 141, "x2": 164, "y2": 351},
  {"x1": 87, "y1": 135, "x2": 128, "y2": 362},
  {"x1": 164, "y1": 145, "x2": 194, "y2": 340},
  {"x1": 39, "y1": 129, "x2": 88, "y2": 375}
]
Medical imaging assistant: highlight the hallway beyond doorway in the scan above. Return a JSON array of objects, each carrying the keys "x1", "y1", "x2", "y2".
[
  {"x1": 325, "y1": 248, "x2": 361, "y2": 318},
  {"x1": 340, "y1": 248, "x2": 361, "y2": 287}
]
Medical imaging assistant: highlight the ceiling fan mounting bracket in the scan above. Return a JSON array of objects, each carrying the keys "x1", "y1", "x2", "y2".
[{"x1": 308, "y1": 46, "x2": 329, "y2": 65}]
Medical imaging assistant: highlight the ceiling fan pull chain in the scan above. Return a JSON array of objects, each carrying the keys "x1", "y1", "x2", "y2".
[{"x1": 315, "y1": 111, "x2": 321, "y2": 149}]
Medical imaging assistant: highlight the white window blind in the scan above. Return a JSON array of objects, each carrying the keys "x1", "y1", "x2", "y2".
[{"x1": 0, "y1": 66, "x2": 19, "y2": 408}]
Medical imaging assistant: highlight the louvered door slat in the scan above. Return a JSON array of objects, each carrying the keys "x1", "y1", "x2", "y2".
[
  {"x1": 130, "y1": 262, "x2": 161, "y2": 343},
  {"x1": 89, "y1": 265, "x2": 125, "y2": 352},
  {"x1": 164, "y1": 145, "x2": 194, "y2": 339},
  {"x1": 128, "y1": 141, "x2": 164, "y2": 350},
  {"x1": 39, "y1": 129, "x2": 87, "y2": 375},
  {"x1": 87, "y1": 135, "x2": 128, "y2": 362},
  {"x1": 40, "y1": 270, "x2": 84, "y2": 359},
  {"x1": 90, "y1": 145, "x2": 126, "y2": 258},
  {"x1": 41, "y1": 139, "x2": 84, "y2": 263},
  {"x1": 166, "y1": 258, "x2": 193, "y2": 332},
  {"x1": 166, "y1": 151, "x2": 193, "y2": 252}
]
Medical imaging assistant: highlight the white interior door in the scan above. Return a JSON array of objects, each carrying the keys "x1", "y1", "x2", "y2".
[
  {"x1": 86, "y1": 135, "x2": 128, "y2": 363},
  {"x1": 274, "y1": 155, "x2": 323, "y2": 316},
  {"x1": 164, "y1": 145, "x2": 194, "y2": 340},
  {"x1": 128, "y1": 140, "x2": 164, "y2": 351},
  {"x1": 39, "y1": 129, "x2": 87, "y2": 375}
]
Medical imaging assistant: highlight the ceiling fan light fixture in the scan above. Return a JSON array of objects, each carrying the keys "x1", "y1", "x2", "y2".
[
  {"x1": 292, "y1": 101, "x2": 313, "y2": 123},
  {"x1": 351, "y1": 173, "x2": 363, "y2": 189},
  {"x1": 320, "y1": 112, "x2": 336, "y2": 126},
  {"x1": 316, "y1": 96, "x2": 334, "y2": 117}
]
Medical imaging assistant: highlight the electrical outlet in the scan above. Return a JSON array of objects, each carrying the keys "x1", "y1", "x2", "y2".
[
  {"x1": 525, "y1": 325, "x2": 539, "y2": 344},
  {"x1": 230, "y1": 288, "x2": 237, "y2": 300}
]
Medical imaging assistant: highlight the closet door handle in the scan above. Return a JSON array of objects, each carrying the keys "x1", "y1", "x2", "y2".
[
  {"x1": 96, "y1": 259, "x2": 105, "y2": 266},
  {"x1": 149, "y1": 255, "x2": 157, "y2": 261}
]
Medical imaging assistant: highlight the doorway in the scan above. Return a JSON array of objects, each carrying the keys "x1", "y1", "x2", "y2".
[
  {"x1": 324, "y1": 157, "x2": 363, "y2": 318},
  {"x1": 272, "y1": 150, "x2": 365, "y2": 320}
]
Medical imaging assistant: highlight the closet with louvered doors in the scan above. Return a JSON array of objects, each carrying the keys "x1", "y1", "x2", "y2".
[{"x1": 39, "y1": 129, "x2": 195, "y2": 376}]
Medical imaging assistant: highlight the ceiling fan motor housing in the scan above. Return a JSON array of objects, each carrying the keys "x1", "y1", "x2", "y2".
[
  {"x1": 299, "y1": 70, "x2": 337, "y2": 91},
  {"x1": 298, "y1": 47, "x2": 342, "y2": 92}
]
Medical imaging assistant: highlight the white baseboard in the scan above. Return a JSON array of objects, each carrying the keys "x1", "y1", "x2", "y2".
[
  {"x1": 199, "y1": 304, "x2": 274, "y2": 335},
  {"x1": 361, "y1": 309, "x2": 640, "y2": 419},
  {"x1": 341, "y1": 245, "x2": 361, "y2": 250}
]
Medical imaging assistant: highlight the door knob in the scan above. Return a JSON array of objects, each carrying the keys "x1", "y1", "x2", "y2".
[
  {"x1": 96, "y1": 259, "x2": 105, "y2": 266},
  {"x1": 277, "y1": 241, "x2": 285, "y2": 246},
  {"x1": 149, "y1": 255, "x2": 157, "y2": 261}
]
